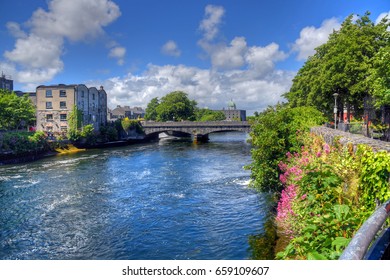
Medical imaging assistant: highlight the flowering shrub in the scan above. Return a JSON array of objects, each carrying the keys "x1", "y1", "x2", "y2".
[{"x1": 275, "y1": 133, "x2": 390, "y2": 260}]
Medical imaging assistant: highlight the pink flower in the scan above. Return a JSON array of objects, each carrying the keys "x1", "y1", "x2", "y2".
[
  {"x1": 316, "y1": 151, "x2": 322, "y2": 157},
  {"x1": 279, "y1": 174, "x2": 287, "y2": 184},
  {"x1": 278, "y1": 161, "x2": 288, "y2": 172},
  {"x1": 301, "y1": 194, "x2": 307, "y2": 200},
  {"x1": 323, "y1": 143, "x2": 330, "y2": 154},
  {"x1": 276, "y1": 184, "x2": 297, "y2": 222}
]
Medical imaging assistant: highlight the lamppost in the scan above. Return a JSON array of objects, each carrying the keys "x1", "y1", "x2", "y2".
[{"x1": 333, "y1": 93, "x2": 339, "y2": 129}]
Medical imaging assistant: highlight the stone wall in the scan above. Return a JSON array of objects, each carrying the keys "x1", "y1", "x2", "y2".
[{"x1": 311, "y1": 126, "x2": 390, "y2": 152}]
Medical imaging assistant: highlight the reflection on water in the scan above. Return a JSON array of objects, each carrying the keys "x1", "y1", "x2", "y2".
[{"x1": 0, "y1": 132, "x2": 273, "y2": 259}]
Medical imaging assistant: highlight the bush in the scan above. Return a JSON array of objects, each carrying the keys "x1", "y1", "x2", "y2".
[
  {"x1": 81, "y1": 124, "x2": 97, "y2": 145},
  {"x1": 121, "y1": 118, "x2": 143, "y2": 134},
  {"x1": 0, "y1": 131, "x2": 50, "y2": 157},
  {"x1": 248, "y1": 105, "x2": 325, "y2": 192},
  {"x1": 100, "y1": 125, "x2": 118, "y2": 142}
]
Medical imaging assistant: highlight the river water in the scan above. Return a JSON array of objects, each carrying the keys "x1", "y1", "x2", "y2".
[{"x1": 0, "y1": 132, "x2": 271, "y2": 260}]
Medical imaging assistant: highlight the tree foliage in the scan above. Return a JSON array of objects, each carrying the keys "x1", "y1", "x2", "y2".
[
  {"x1": 144, "y1": 97, "x2": 159, "y2": 121},
  {"x1": 369, "y1": 45, "x2": 390, "y2": 107},
  {"x1": 145, "y1": 91, "x2": 198, "y2": 122},
  {"x1": 195, "y1": 108, "x2": 226, "y2": 121},
  {"x1": 285, "y1": 12, "x2": 390, "y2": 118},
  {"x1": 155, "y1": 91, "x2": 197, "y2": 121},
  {"x1": 248, "y1": 105, "x2": 325, "y2": 192},
  {"x1": 0, "y1": 89, "x2": 35, "y2": 130}
]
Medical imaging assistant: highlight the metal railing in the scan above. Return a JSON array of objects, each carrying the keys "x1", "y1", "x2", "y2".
[{"x1": 339, "y1": 199, "x2": 390, "y2": 260}]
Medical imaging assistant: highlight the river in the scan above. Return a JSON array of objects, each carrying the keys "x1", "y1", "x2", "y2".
[{"x1": 0, "y1": 132, "x2": 272, "y2": 260}]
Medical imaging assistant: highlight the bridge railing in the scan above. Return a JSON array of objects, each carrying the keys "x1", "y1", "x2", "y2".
[{"x1": 339, "y1": 198, "x2": 390, "y2": 260}]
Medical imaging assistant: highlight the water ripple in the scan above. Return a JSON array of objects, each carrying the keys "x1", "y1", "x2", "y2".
[{"x1": 0, "y1": 132, "x2": 270, "y2": 260}]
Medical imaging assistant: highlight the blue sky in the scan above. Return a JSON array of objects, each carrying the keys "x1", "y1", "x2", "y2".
[{"x1": 0, "y1": 0, "x2": 389, "y2": 114}]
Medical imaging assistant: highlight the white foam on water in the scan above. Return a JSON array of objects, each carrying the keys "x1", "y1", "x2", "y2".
[
  {"x1": 46, "y1": 195, "x2": 72, "y2": 212},
  {"x1": 170, "y1": 193, "x2": 185, "y2": 199},
  {"x1": 233, "y1": 178, "x2": 252, "y2": 187},
  {"x1": 13, "y1": 179, "x2": 41, "y2": 189}
]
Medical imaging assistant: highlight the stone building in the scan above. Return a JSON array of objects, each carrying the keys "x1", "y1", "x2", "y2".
[
  {"x1": 108, "y1": 105, "x2": 145, "y2": 121},
  {"x1": 36, "y1": 84, "x2": 107, "y2": 134},
  {"x1": 219, "y1": 100, "x2": 246, "y2": 121}
]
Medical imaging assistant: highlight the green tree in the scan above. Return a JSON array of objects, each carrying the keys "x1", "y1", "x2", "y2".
[
  {"x1": 285, "y1": 12, "x2": 390, "y2": 121},
  {"x1": 0, "y1": 89, "x2": 35, "y2": 130},
  {"x1": 195, "y1": 108, "x2": 226, "y2": 121},
  {"x1": 369, "y1": 44, "x2": 390, "y2": 107},
  {"x1": 155, "y1": 91, "x2": 197, "y2": 121},
  {"x1": 145, "y1": 97, "x2": 159, "y2": 120}
]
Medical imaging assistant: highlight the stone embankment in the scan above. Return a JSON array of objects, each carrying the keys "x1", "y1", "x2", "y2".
[{"x1": 311, "y1": 126, "x2": 390, "y2": 152}]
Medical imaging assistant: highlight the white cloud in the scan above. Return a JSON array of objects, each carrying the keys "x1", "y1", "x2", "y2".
[
  {"x1": 6, "y1": 22, "x2": 27, "y2": 39},
  {"x1": 198, "y1": 5, "x2": 225, "y2": 42},
  {"x1": 87, "y1": 3, "x2": 293, "y2": 115},
  {"x1": 246, "y1": 43, "x2": 288, "y2": 77},
  {"x1": 5, "y1": 35, "x2": 64, "y2": 70},
  {"x1": 198, "y1": 6, "x2": 288, "y2": 73},
  {"x1": 161, "y1": 40, "x2": 181, "y2": 57},
  {"x1": 292, "y1": 18, "x2": 341, "y2": 60},
  {"x1": 29, "y1": 0, "x2": 121, "y2": 42},
  {"x1": 88, "y1": 63, "x2": 294, "y2": 114},
  {"x1": 210, "y1": 37, "x2": 247, "y2": 70},
  {"x1": 2, "y1": 0, "x2": 121, "y2": 84},
  {"x1": 109, "y1": 46, "x2": 126, "y2": 65}
]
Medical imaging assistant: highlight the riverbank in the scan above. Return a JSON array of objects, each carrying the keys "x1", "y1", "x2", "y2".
[{"x1": 0, "y1": 137, "x2": 151, "y2": 166}]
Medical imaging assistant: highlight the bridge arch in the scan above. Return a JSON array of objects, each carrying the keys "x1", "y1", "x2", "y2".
[{"x1": 141, "y1": 121, "x2": 251, "y2": 141}]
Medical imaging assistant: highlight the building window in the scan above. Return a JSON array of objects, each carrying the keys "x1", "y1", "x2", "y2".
[
  {"x1": 81, "y1": 90, "x2": 85, "y2": 98},
  {"x1": 60, "y1": 114, "x2": 67, "y2": 121},
  {"x1": 60, "y1": 101, "x2": 66, "y2": 109},
  {"x1": 46, "y1": 90, "x2": 52, "y2": 98},
  {"x1": 46, "y1": 102, "x2": 52, "y2": 109},
  {"x1": 92, "y1": 93, "x2": 95, "y2": 100},
  {"x1": 60, "y1": 126, "x2": 67, "y2": 132},
  {"x1": 46, "y1": 114, "x2": 53, "y2": 122},
  {"x1": 60, "y1": 90, "x2": 66, "y2": 97}
]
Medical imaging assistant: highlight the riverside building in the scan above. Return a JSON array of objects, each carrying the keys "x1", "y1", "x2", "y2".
[{"x1": 36, "y1": 84, "x2": 107, "y2": 134}]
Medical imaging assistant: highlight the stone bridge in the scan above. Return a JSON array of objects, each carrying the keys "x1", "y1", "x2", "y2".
[{"x1": 141, "y1": 121, "x2": 251, "y2": 141}]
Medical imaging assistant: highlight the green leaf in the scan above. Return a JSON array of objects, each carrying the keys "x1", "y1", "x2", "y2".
[
  {"x1": 334, "y1": 204, "x2": 350, "y2": 221},
  {"x1": 332, "y1": 237, "x2": 351, "y2": 251},
  {"x1": 307, "y1": 251, "x2": 328, "y2": 260}
]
